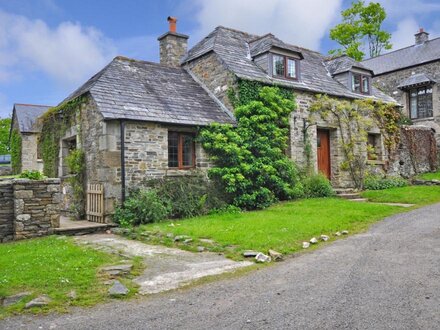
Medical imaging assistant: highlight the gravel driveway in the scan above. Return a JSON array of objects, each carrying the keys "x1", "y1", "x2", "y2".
[{"x1": 2, "y1": 203, "x2": 439, "y2": 330}]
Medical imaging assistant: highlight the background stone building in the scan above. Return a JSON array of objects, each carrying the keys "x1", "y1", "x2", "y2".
[
  {"x1": 10, "y1": 104, "x2": 51, "y2": 173},
  {"x1": 363, "y1": 28, "x2": 440, "y2": 146}
]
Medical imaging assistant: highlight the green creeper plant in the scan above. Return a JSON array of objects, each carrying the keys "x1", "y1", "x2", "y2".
[
  {"x1": 0, "y1": 117, "x2": 11, "y2": 155},
  {"x1": 200, "y1": 86, "x2": 303, "y2": 210},
  {"x1": 10, "y1": 129, "x2": 22, "y2": 174}
]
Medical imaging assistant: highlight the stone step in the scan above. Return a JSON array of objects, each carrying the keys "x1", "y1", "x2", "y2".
[
  {"x1": 348, "y1": 198, "x2": 368, "y2": 202},
  {"x1": 337, "y1": 193, "x2": 362, "y2": 200},
  {"x1": 54, "y1": 224, "x2": 115, "y2": 236}
]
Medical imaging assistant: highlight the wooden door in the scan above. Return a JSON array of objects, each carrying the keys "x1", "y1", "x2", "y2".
[{"x1": 317, "y1": 129, "x2": 331, "y2": 179}]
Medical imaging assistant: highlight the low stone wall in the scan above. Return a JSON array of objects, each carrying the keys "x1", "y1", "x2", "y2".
[
  {"x1": 0, "y1": 165, "x2": 12, "y2": 176},
  {"x1": 0, "y1": 181, "x2": 14, "y2": 242},
  {"x1": 0, "y1": 178, "x2": 61, "y2": 242}
]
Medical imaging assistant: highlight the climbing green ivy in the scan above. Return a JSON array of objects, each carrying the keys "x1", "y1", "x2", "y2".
[
  {"x1": 39, "y1": 97, "x2": 85, "y2": 177},
  {"x1": 228, "y1": 79, "x2": 294, "y2": 107},
  {"x1": 10, "y1": 129, "x2": 22, "y2": 174},
  {"x1": 65, "y1": 149, "x2": 86, "y2": 218}
]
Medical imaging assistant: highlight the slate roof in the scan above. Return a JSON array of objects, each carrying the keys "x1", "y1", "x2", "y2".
[
  {"x1": 362, "y1": 37, "x2": 440, "y2": 75},
  {"x1": 324, "y1": 55, "x2": 373, "y2": 76},
  {"x1": 12, "y1": 104, "x2": 51, "y2": 133},
  {"x1": 249, "y1": 34, "x2": 303, "y2": 58},
  {"x1": 66, "y1": 56, "x2": 235, "y2": 126},
  {"x1": 397, "y1": 73, "x2": 437, "y2": 89},
  {"x1": 183, "y1": 26, "x2": 395, "y2": 103}
]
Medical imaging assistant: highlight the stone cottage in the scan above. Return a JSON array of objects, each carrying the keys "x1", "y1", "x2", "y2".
[
  {"x1": 362, "y1": 28, "x2": 440, "y2": 145},
  {"x1": 10, "y1": 103, "x2": 51, "y2": 173},
  {"x1": 43, "y1": 17, "x2": 399, "y2": 221}
]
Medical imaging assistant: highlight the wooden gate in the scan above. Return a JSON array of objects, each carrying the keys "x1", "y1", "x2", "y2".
[{"x1": 86, "y1": 184, "x2": 105, "y2": 223}]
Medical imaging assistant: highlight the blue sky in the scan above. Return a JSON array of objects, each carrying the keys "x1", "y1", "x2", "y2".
[{"x1": 1, "y1": 0, "x2": 440, "y2": 117}]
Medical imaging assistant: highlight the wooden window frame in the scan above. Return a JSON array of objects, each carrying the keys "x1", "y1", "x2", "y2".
[
  {"x1": 408, "y1": 86, "x2": 433, "y2": 120},
  {"x1": 272, "y1": 54, "x2": 299, "y2": 81},
  {"x1": 168, "y1": 132, "x2": 196, "y2": 170},
  {"x1": 351, "y1": 72, "x2": 370, "y2": 95}
]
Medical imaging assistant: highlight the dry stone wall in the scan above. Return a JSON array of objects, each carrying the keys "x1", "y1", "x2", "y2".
[{"x1": 0, "y1": 178, "x2": 60, "y2": 242}]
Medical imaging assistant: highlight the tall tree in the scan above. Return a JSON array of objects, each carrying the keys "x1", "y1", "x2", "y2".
[
  {"x1": 0, "y1": 117, "x2": 11, "y2": 155},
  {"x1": 329, "y1": 0, "x2": 392, "y2": 61}
]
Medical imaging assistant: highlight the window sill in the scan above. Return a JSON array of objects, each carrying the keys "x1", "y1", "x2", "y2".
[{"x1": 411, "y1": 117, "x2": 434, "y2": 122}]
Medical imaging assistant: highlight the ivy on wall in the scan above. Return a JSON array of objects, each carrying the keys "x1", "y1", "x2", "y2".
[
  {"x1": 310, "y1": 95, "x2": 401, "y2": 189},
  {"x1": 227, "y1": 79, "x2": 294, "y2": 108},
  {"x1": 10, "y1": 129, "x2": 22, "y2": 174},
  {"x1": 39, "y1": 97, "x2": 85, "y2": 178},
  {"x1": 65, "y1": 149, "x2": 86, "y2": 218}
]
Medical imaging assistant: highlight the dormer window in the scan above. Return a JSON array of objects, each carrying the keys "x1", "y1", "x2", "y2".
[
  {"x1": 351, "y1": 73, "x2": 370, "y2": 94},
  {"x1": 272, "y1": 54, "x2": 298, "y2": 80}
]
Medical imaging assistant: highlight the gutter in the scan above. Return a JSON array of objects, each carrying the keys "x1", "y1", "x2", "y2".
[{"x1": 120, "y1": 120, "x2": 126, "y2": 203}]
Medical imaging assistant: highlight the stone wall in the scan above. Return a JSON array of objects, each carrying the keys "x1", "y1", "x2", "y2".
[
  {"x1": 0, "y1": 180, "x2": 14, "y2": 242},
  {"x1": 0, "y1": 178, "x2": 60, "y2": 242},
  {"x1": 21, "y1": 133, "x2": 43, "y2": 172},
  {"x1": 185, "y1": 52, "x2": 237, "y2": 112},
  {"x1": 373, "y1": 60, "x2": 440, "y2": 146}
]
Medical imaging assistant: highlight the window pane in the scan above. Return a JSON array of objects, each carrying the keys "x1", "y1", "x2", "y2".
[
  {"x1": 362, "y1": 76, "x2": 369, "y2": 93},
  {"x1": 182, "y1": 134, "x2": 194, "y2": 167},
  {"x1": 287, "y1": 59, "x2": 296, "y2": 78},
  {"x1": 168, "y1": 132, "x2": 179, "y2": 168},
  {"x1": 352, "y1": 74, "x2": 361, "y2": 92},
  {"x1": 273, "y1": 55, "x2": 285, "y2": 76},
  {"x1": 417, "y1": 88, "x2": 428, "y2": 118},
  {"x1": 410, "y1": 90, "x2": 418, "y2": 119}
]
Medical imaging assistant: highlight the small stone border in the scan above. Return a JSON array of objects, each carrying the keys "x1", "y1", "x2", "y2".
[{"x1": 412, "y1": 179, "x2": 440, "y2": 186}]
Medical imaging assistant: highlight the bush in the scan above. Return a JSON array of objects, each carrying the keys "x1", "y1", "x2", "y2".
[
  {"x1": 19, "y1": 170, "x2": 45, "y2": 180},
  {"x1": 364, "y1": 175, "x2": 408, "y2": 190},
  {"x1": 146, "y1": 176, "x2": 229, "y2": 218},
  {"x1": 303, "y1": 173, "x2": 334, "y2": 198},
  {"x1": 113, "y1": 190, "x2": 170, "y2": 227}
]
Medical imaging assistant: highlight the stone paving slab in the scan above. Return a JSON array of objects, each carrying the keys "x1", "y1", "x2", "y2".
[{"x1": 74, "y1": 234, "x2": 252, "y2": 294}]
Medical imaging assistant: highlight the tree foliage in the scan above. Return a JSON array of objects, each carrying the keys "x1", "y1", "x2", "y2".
[
  {"x1": 329, "y1": 0, "x2": 392, "y2": 61},
  {"x1": 200, "y1": 86, "x2": 303, "y2": 210},
  {"x1": 10, "y1": 129, "x2": 22, "y2": 174},
  {"x1": 0, "y1": 117, "x2": 11, "y2": 155}
]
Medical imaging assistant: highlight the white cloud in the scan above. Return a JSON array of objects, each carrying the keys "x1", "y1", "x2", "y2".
[
  {"x1": 390, "y1": 17, "x2": 440, "y2": 51},
  {"x1": 0, "y1": 10, "x2": 116, "y2": 87},
  {"x1": 191, "y1": 0, "x2": 343, "y2": 50},
  {"x1": 0, "y1": 92, "x2": 11, "y2": 119},
  {"x1": 377, "y1": 0, "x2": 440, "y2": 18}
]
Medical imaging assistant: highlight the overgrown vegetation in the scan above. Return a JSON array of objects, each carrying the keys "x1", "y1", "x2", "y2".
[
  {"x1": 401, "y1": 126, "x2": 438, "y2": 174},
  {"x1": 39, "y1": 97, "x2": 85, "y2": 177},
  {"x1": 200, "y1": 86, "x2": 303, "y2": 210},
  {"x1": 65, "y1": 149, "x2": 86, "y2": 218},
  {"x1": 114, "y1": 176, "x2": 231, "y2": 227},
  {"x1": 310, "y1": 95, "x2": 400, "y2": 190},
  {"x1": 302, "y1": 173, "x2": 335, "y2": 198},
  {"x1": 19, "y1": 170, "x2": 45, "y2": 180},
  {"x1": 329, "y1": 0, "x2": 392, "y2": 60},
  {"x1": 0, "y1": 117, "x2": 11, "y2": 155},
  {"x1": 363, "y1": 174, "x2": 408, "y2": 190},
  {"x1": 10, "y1": 129, "x2": 22, "y2": 174}
]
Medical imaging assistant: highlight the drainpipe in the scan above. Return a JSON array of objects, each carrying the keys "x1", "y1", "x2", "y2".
[{"x1": 120, "y1": 120, "x2": 126, "y2": 204}]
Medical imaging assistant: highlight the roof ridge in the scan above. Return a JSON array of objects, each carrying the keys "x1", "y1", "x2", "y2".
[
  {"x1": 248, "y1": 33, "x2": 275, "y2": 43},
  {"x1": 215, "y1": 25, "x2": 259, "y2": 38},
  {"x1": 363, "y1": 35, "x2": 440, "y2": 62},
  {"x1": 14, "y1": 103, "x2": 52, "y2": 107}
]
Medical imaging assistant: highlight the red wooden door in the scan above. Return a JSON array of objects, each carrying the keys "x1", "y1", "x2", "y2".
[{"x1": 317, "y1": 129, "x2": 331, "y2": 179}]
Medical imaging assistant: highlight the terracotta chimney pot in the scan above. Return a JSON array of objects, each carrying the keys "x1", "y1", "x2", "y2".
[{"x1": 168, "y1": 16, "x2": 177, "y2": 33}]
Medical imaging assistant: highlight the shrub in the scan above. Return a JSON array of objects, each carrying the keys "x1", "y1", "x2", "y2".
[
  {"x1": 200, "y1": 86, "x2": 304, "y2": 210},
  {"x1": 113, "y1": 190, "x2": 170, "y2": 227},
  {"x1": 364, "y1": 175, "x2": 408, "y2": 190},
  {"x1": 303, "y1": 173, "x2": 334, "y2": 198},
  {"x1": 19, "y1": 170, "x2": 45, "y2": 180},
  {"x1": 146, "y1": 176, "x2": 229, "y2": 218}
]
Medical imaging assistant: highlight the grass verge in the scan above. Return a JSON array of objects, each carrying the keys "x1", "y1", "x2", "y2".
[
  {"x1": 0, "y1": 236, "x2": 140, "y2": 319},
  {"x1": 361, "y1": 185, "x2": 440, "y2": 206},
  {"x1": 136, "y1": 198, "x2": 404, "y2": 259}
]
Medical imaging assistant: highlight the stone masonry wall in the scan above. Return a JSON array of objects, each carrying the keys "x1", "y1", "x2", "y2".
[
  {"x1": 21, "y1": 133, "x2": 43, "y2": 172},
  {"x1": 185, "y1": 52, "x2": 237, "y2": 112},
  {"x1": 373, "y1": 60, "x2": 440, "y2": 148},
  {"x1": 0, "y1": 178, "x2": 60, "y2": 242},
  {"x1": 0, "y1": 180, "x2": 14, "y2": 242}
]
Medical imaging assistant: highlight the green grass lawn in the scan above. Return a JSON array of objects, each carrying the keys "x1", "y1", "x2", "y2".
[
  {"x1": 0, "y1": 236, "x2": 139, "y2": 318},
  {"x1": 361, "y1": 185, "x2": 440, "y2": 205},
  {"x1": 418, "y1": 170, "x2": 440, "y2": 181},
  {"x1": 137, "y1": 198, "x2": 403, "y2": 258}
]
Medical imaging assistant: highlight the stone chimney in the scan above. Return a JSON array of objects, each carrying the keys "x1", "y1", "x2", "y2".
[
  {"x1": 158, "y1": 16, "x2": 189, "y2": 67},
  {"x1": 415, "y1": 28, "x2": 429, "y2": 45}
]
